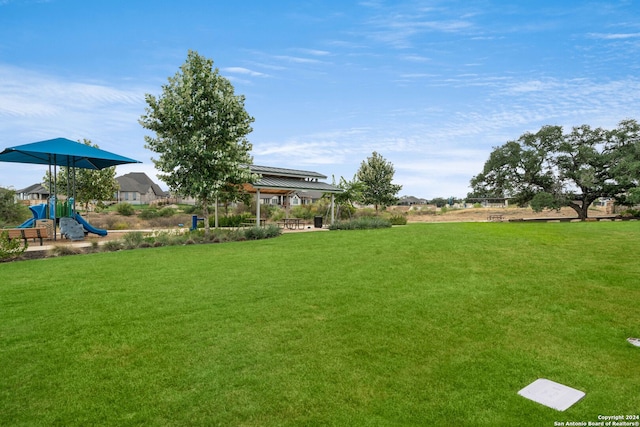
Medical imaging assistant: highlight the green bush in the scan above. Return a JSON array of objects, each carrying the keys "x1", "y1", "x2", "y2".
[
  {"x1": 115, "y1": 203, "x2": 135, "y2": 216},
  {"x1": 213, "y1": 213, "x2": 252, "y2": 228},
  {"x1": 621, "y1": 208, "x2": 640, "y2": 217},
  {"x1": 244, "y1": 225, "x2": 281, "y2": 240},
  {"x1": 158, "y1": 207, "x2": 176, "y2": 217},
  {"x1": 123, "y1": 231, "x2": 145, "y2": 249},
  {"x1": 102, "y1": 240, "x2": 123, "y2": 252},
  {"x1": 329, "y1": 217, "x2": 392, "y2": 230},
  {"x1": 389, "y1": 214, "x2": 407, "y2": 225},
  {"x1": 0, "y1": 230, "x2": 27, "y2": 260},
  {"x1": 291, "y1": 205, "x2": 315, "y2": 220},
  {"x1": 138, "y1": 208, "x2": 159, "y2": 220},
  {"x1": 182, "y1": 205, "x2": 199, "y2": 214},
  {"x1": 49, "y1": 245, "x2": 81, "y2": 257}
]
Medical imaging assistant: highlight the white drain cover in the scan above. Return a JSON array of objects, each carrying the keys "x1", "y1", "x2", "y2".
[
  {"x1": 627, "y1": 338, "x2": 640, "y2": 347},
  {"x1": 518, "y1": 378, "x2": 585, "y2": 411}
]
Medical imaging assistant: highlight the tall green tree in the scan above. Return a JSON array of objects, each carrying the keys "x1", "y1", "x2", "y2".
[
  {"x1": 470, "y1": 120, "x2": 640, "y2": 219},
  {"x1": 43, "y1": 139, "x2": 119, "y2": 211},
  {"x1": 356, "y1": 151, "x2": 402, "y2": 212},
  {"x1": 139, "y1": 50, "x2": 255, "y2": 233}
]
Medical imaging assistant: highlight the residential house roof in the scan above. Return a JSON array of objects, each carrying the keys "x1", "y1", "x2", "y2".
[
  {"x1": 116, "y1": 172, "x2": 167, "y2": 197},
  {"x1": 16, "y1": 183, "x2": 49, "y2": 195}
]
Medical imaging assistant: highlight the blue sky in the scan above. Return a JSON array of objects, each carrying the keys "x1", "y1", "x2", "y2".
[{"x1": 1, "y1": 0, "x2": 639, "y2": 199}]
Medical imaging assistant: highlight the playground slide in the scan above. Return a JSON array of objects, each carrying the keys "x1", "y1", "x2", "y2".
[
  {"x1": 73, "y1": 213, "x2": 108, "y2": 237},
  {"x1": 17, "y1": 217, "x2": 36, "y2": 228},
  {"x1": 18, "y1": 204, "x2": 47, "y2": 228}
]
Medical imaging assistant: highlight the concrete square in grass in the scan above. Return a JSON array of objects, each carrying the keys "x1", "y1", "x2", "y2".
[{"x1": 518, "y1": 378, "x2": 585, "y2": 411}]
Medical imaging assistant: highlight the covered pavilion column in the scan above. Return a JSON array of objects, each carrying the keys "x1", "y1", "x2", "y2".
[
  {"x1": 331, "y1": 194, "x2": 335, "y2": 225},
  {"x1": 256, "y1": 188, "x2": 261, "y2": 227}
]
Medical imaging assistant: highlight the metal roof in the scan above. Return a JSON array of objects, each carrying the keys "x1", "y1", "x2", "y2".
[
  {"x1": 251, "y1": 176, "x2": 342, "y2": 193},
  {"x1": 249, "y1": 165, "x2": 327, "y2": 179}
]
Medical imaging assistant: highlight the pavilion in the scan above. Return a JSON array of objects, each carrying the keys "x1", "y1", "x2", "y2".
[{"x1": 245, "y1": 165, "x2": 343, "y2": 226}]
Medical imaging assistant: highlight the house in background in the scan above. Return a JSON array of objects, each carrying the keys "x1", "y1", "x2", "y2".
[
  {"x1": 15, "y1": 183, "x2": 50, "y2": 205},
  {"x1": 116, "y1": 172, "x2": 168, "y2": 205},
  {"x1": 397, "y1": 195, "x2": 428, "y2": 206}
]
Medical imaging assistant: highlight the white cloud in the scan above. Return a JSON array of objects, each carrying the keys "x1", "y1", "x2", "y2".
[
  {"x1": 589, "y1": 32, "x2": 640, "y2": 40},
  {"x1": 222, "y1": 67, "x2": 268, "y2": 77}
]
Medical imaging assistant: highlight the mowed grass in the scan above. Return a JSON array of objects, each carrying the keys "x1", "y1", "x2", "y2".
[{"x1": 1, "y1": 222, "x2": 639, "y2": 425}]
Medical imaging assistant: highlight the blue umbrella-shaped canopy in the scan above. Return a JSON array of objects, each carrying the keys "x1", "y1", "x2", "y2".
[{"x1": 0, "y1": 137, "x2": 140, "y2": 169}]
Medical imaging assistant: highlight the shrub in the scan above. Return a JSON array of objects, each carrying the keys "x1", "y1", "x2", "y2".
[
  {"x1": 0, "y1": 230, "x2": 27, "y2": 260},
  {"x1": 243, "y1": 225, "x2": 282, "y2": 240},
  {"x1": 214, "y1": 214, "x2": 252, "y2": 228},
  {"x1": 244, "y1": 226, "x2": 266, "y2": 240},
  {"x1": 329, "y1": 217, "x2": 392, "y2": 230},
  {"x1": 158, "y1": 207, "x2": 176, "y2": 217},
  {"x1": 113, "y1": 221, "x2": 130, "y2": 230},
  {"x1": 389, "y1": 214, "x2": 407, "y2": 225},
  {"x1": 123, "y1": 231, "x2": 145, "y2": 249},
  {"x1": 291, "y1": 205, "x2": 315, "y2": 220},
  {"x1": 182, "y1": 205, "x2": 199, "y2": 215},
  {"x1": 102, "y1": 240, "x2": 123, "y2": 252},
  {"x1": 138, "y1": 208, "x2": 159, "y2": 220},
  {"x1": 621, "y1": 208, "x2": 640, "y2": 218},
  {"x1": 50, "y1": 245, "x2": 81, "y2": 257},
  {"x1": 115, "y1": 203, "x2": 135, "y2": 216}
]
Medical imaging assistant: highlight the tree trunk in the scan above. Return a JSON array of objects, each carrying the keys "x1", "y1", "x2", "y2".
[
  {"x1": 568, "y1": 202, "x2": 587, "y2": 220},
  {"x1": 202, "y1": 198, "x2": 210, "y2": 236},
  {"x1": 568, "y1": 196, "x2": 596, "y2": 220},
  {"x1": 214, "y1": 197, "x2": 219, "y2": 229}
]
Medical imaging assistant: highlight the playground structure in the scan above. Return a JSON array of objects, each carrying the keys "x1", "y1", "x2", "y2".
[
  {"x1": 1, "y1": 137, "x2": 140, "y2": 241},
  {"x1": 18, "y1": 198, "x2": 107, "y2": 241}
]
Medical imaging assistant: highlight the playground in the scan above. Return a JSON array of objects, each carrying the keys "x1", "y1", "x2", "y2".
[{"x1": 0, "y1": 137, "x2": 139, "y2": 243}]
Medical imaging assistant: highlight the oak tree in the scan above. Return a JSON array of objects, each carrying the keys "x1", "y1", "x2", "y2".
[{"x1": 470, "y1": 120, "x2": 640, "y2": 219}]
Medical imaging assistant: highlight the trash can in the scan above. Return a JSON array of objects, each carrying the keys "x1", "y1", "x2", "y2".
[{"x1": 314, "y1": 216, "x2": 323, "y2": 228}]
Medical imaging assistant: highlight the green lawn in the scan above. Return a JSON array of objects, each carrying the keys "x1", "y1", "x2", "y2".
[{"x1": 1, "y1": 222, "x2": 639, "y2": 425}]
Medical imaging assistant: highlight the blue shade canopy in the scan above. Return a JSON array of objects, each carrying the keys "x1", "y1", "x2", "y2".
[{"x1": 0, "y1": 137, "x2": 141, "y2": 170}]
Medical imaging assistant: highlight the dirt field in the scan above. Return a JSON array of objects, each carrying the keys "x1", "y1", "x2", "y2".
[{"x1": 388, "y1": 205, "x2": 607, "y2": 223}]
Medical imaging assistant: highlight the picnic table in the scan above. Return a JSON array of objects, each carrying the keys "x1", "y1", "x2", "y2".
[
  {"x1": 278, "y1": 218, "x2": 305, "y2": 230},
  {"x1": 487, "y1": 214, "x2": 504, "y2": 222},
  {"x1": 240, "y1": 217, "x2": 259, "y2": 227}
]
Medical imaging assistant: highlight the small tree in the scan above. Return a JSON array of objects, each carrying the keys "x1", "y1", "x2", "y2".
[
  {"x1": 356, "y1": 151, "x2": 402, "y2": 212},
  {"x1": 0, "y1": 187, "x2": 30, "y2": 226},
  {"x1": 140, "y1": 50, "x2": 256, "y2": 234},
  {"x1": 329, "y1": 175, "x2": 363, "y2": 219}
]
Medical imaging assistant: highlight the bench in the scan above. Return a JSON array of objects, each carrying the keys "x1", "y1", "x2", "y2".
[
  {"x1": 4, "y1": 227, "x2": 50, "y2": 246},
  {"x1": 487, "y1": 214, "x2": 504, "y2": 222}
]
